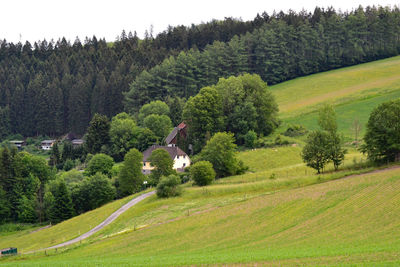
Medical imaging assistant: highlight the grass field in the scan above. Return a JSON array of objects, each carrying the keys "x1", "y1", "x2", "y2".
[
  {"x1": 1, "y1": 167, "x2": 399, "y2": 266},
  {"x1": 0, "y1": 193, "x2": 136, "y2": 253},
  {"x1": 271, "y1": 55, "x2": 400, "y2": 138},
  {"x1": 1, "y1": 56, "x2": 400, "y2": 266}
]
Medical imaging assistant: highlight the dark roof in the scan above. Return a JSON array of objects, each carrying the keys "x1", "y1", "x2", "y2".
[
  {"x1": 41, "y1": 140, "x2": 55, "y2": 144},
  {"x1": 165, "y1": 122, "x2": 187, "y2": 145},
  {"x1": 165, "y1": 127, "x2": 178, "y2": 145},
  {"x1": 142, "y1": 145, "x2": 187, "y2": 162}
]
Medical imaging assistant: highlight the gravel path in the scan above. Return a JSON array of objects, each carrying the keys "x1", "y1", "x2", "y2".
[{"x1": 42, "y1": 191, "x2": 155, "y2": 251}]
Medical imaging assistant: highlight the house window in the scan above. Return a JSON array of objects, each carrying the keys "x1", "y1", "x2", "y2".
[
  {"x1": 177, "y1": 155, "x2": 180, "y2": 159},
  {"x1": 183, "y1": 163, "x2": 186, "y2": 167},
  {"x1": 143, "y1": 163, "x2": 146, "y2": 166},
  {"x1": 183, "y1": 155, "x2": 186, "y2": 159}
]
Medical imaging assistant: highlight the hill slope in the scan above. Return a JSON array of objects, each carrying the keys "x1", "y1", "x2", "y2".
[
  {"x1": 2, "y1": 167, "x2": 400, "y2": 266},
  {"x1": 271, "y1": 55, "x2": 400, "y2": 138}
]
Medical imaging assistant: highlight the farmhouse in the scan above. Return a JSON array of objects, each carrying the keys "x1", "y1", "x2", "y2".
[
  {"x1": 142, "y1": 145, "x2": 190, "y2": 175},
  {"x1": 41, "y1": 140, "x2": 55, "y2": 150},
  {"x1": 9, "y1": 140, "x2": 25, "y2": 149}
]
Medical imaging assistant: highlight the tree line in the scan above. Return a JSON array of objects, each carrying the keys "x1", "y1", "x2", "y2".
[
  {"x1": 2, "y1": 6, "x2": 400, "y2": 138},
  {"x1": 0, "y1": 16, "x2": 264, "y2": 138},
  {"x1": 125, "y1": 6, "x2": 400, "y2": 113}
]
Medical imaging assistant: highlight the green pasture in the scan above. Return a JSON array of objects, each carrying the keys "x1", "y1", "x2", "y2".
[
  {"x1": 2, "y1": 167, "x2": 400, "y2": 266},
  {"x1": 284, "y1": 89, "x2": 400, "y2": 139},
  {"x1": 0, "y1": 193, "x2": 137, "y2": 253},
  {"x1": 272, "y1": 55, "x2": 400, "y2": 116},
  {"x1": 271, "y1": 55, "x2": 400, "y2": 138}
]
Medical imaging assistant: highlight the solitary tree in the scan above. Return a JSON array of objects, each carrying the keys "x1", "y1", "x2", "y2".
[
  {"x1": 301, "y1": 130, "x2": 331, "y2": 174},
  {"x1": 361, "y1": 99, "x2": 400, "y2": 163},
  {"x1": 317, "y1": 104, "x2": 346, "y2": 170},
  {"x1": 351, "y1": 118, "x2": 362, "y2": 144}
]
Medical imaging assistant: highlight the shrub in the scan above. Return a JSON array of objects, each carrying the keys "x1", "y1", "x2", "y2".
[
  {"x1": 283, "y1": 124, "x2": 308, "y2": 137},
  {"x1": 63, "y1": 159, "x2": 75, "y2": 171},
  {"x1": 156, "y1": 174, "x2": 182, "y2": 198},
  {"x1": 244, "y1": 130, "x2": 257, "y2": 148},
  {"x1": 190, "y1": 161, "x2": 216, "y2": 186}
]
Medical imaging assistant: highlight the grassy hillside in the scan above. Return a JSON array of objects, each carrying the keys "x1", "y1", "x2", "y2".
[
  {"x1": 271, "y1": 55, "x2": 400, "y2": 138},
  {"x1": 2, "y1": 167, "x2": 399, "y2": 266},
  {"x1": 0, "y1": 194, "x2": 136, "y2": 253}
]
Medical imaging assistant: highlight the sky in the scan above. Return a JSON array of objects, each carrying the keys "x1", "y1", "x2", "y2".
[{"x1": 1, "y1": 0, "x2": 399, "y2": 44}]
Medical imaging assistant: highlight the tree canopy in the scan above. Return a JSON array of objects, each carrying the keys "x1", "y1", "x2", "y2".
[
  {"x1": 361, "y1": 99, "x2": 400, "y2": 163},
  {"x1": 118, "y1": 148, "x2": 144, "y2": 197},
  {"x1": 198, "y1": 132, "x2": 246, "y2": 178}
]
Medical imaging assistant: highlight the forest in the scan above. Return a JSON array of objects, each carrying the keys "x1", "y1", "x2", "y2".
[{"x1": 0, "y1": 6, "x2": 400, "y2": 137}]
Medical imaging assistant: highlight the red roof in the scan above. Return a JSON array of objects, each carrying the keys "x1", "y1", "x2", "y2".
[{"x1": 178, "y1": 122, "x2": 186, "y2": 129}]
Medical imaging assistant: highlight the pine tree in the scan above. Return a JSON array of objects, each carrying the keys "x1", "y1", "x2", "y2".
[{"x1": 49, "y1": 180, "x2": 74, "y2": 223}]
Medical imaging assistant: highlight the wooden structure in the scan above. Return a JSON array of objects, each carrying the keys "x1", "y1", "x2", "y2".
[{"x1": 165, "y1": 122, "x2": 187, "y2": 146}]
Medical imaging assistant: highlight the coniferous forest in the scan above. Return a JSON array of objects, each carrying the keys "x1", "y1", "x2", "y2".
[{"x1": 0, "y1": 6, "x2": 400, "y2": 138}]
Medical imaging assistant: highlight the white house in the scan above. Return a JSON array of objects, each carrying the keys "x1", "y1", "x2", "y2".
[
  {"x1": 41, "y1": 140, "x2": 56, "y2": 150},
  {"x1": 142, "y1": 145, "x2": 191, "y2": 175}
]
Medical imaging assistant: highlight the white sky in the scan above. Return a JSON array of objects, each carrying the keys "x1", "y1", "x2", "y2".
[{"x1": 1, "y1": 0, "x2": 399, "y2": 44}]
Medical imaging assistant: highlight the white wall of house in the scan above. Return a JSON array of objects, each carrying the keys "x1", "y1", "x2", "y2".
[
  {"x1": 173, "y1": 155, "x2": 191, "y2": 170},
  {"x1": 142, "y1": 155, "x2": 191, "y2": 174},
  {"x1": 41, "y1": 145, "x2": 52, "y2": 150}
]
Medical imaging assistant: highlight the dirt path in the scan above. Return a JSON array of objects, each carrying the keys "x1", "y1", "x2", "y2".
[{"x1": 29, "y1": 191, "x2": 155, "y2": 252}]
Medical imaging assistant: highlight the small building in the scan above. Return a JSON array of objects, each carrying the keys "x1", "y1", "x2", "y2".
[
  {"x1": 9, "y1": 140, "x2": 25, "y2": 149},
  {"x1": 142, "y1": 145, "x2": 191, "y2": 175},
  {"x1": 0, "y1": 247, "x2": 17, "y2": 257},
  {"x1": 71, "y1": 139, "x2": 84, "y2": 147},
  {"x1": 41, "y1": 140, "x2": 56, "y2": 150},
  {"x1": 165, "y1": 122, "x2": 187, "y2": 146}
]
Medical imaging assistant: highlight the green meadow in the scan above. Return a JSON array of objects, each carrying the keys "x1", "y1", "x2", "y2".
[
  {"x1": 271, "y1": 55, "x2": 400, "y2": 138},
  {"x1": 1, "y1": 56, "x2": 400, "y2": 266}
]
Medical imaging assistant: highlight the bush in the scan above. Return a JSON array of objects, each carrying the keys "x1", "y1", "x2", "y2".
[
  {"x1": 63, "y1": 159, "x2": 75, "y2": 171},
  {"x1": 244, "y1": 130, "x2": 257, "y2": 148},
  {"x1": 156, "y1": 174, "x2": 182, "y2": 198},
  {"x1": 190, "y1": 161, "x2": 216, "y2": 186},
  {"x1": 283, "y1": 124, "x2": 308, "y2": 137}
]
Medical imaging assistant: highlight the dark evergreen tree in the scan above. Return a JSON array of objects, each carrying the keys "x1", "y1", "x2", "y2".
[
  {"x1": 49, "y1": 180, "x2": 74, "y2": 223},
  {"x1": 85, "y1": 113, "x2": 110, "y2": 154}
]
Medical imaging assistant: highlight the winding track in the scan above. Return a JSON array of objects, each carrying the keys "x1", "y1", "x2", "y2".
[{"x1": 35, "y1": 190, "x2": 155, "y2": 252}]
